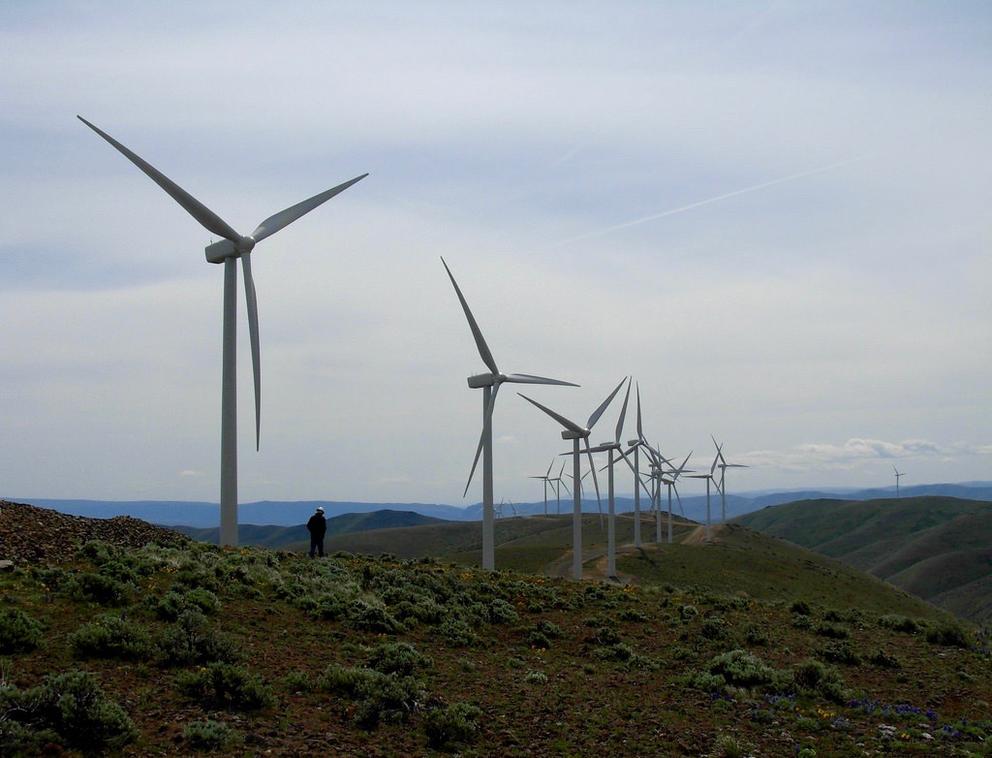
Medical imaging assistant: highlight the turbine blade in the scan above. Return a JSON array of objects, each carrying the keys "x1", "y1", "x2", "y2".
[
  {"x1": 559, "y1": 478, "x2": 571, "y2": 495},
  {"x1": 517, "y1": 393, "x2": 584, "y2": 434},
  {"x1": 583, "y1": 437, "x2": 602, "y2": 511},
  {"x1": 673, "y1": 483, "x2": 685, "y2": 516},
  {"x1": 440, "y1": 258, "x2": 499, "y2": 375},
  {"x1": 546, "y1": 458, "x2": 555, "y2": 478},
  {"x1": 77, "y1": 116, "x2": 240, "y2": 243},
  {"x1": 636, "y1": 382, "x2": 643, "y2": 440},
  {"x1": 614, "y1": 378, "x2": 631, "y2": 445},
  {"x1": 504, "y1": 373, "x2": 578, "y2": 387},
  {"x1": 486, "y1": 381, "x2": 501, "y2": 423},
  {"x1": 587, "y1": 377, "x2": 627, "y2": 430},
  {"x1": 558, "y1": 462, "x2": 566, "y2": 478},
  {"x1": 241, "y1": 252, "x2": 261, "y2": 451},
  {"x1": 711, "y1": 434, "x2": 726, "y2": 465},
  {"x1": 251, "y1": 173, "x2": 368, "y2": 243},
  {"x1": 463, "y1": 427, "x2": 485, "y2": 498}
]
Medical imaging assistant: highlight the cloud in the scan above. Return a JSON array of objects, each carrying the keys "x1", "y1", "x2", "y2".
[
  {"x1": 179, "y1": 470, "x2": 204, "y2": 478},
  {"x1": 738, "y1": 438, "x2": 992, "y2": 471}
]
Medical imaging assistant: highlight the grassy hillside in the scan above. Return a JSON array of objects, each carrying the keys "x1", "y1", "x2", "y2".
[
  {"x1": 736, "y1": 496, "x2": 992, "y2": 624},
  {"x1": 176, "y1": 509, "x2": 448, "y2": 548},
  {"x1": 2, "y1": 531, "x2": 990, "y2": 756}
]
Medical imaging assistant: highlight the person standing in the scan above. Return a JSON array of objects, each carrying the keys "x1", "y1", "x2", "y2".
[{"x1": 306, "y1": 507, "x2": 327, "y2": 558}]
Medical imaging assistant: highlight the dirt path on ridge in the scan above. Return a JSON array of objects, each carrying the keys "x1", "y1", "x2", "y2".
[{"x1": 681, "y1": 523, "x2": 725, "y2": 546}]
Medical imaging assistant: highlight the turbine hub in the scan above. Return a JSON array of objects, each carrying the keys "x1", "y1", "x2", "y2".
[{"x1": 238, "y1": 236, "x2": 256, "y2": 253}]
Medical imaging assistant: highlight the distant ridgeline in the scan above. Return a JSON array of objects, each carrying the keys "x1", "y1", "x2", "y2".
[
  {"x1": 736, "y1": 496, "x2": 992, "y2": 625},
  {"x1": 21, "y1": 481, "x2": 992, "y2": 526}
]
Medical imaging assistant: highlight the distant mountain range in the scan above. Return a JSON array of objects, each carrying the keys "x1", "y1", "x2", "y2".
[
  {"x1": 736, "y1": 495, "x2": 992, "y2": 625},
  {"x1": 172, "y1": 509, "x2": 446, "y2": 548},
  {"x1": 19, "y1": 481, "x2": 992, "y2": 527}
]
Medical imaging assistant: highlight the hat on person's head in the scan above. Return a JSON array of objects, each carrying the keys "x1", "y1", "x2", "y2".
[{"x1": 316, "y1": 507, "x2": 324, "y2": 514}]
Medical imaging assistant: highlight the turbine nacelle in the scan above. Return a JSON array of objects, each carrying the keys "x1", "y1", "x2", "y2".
[
  {"x1": 561, "y1": 429, "x2": 588, "y2": 440},
  {"x1": 466, "y1": 372, "x2": 500, "y2": 389},
  {"x1": 205, "y1": 236, "x2": 256, "y2": 263}
]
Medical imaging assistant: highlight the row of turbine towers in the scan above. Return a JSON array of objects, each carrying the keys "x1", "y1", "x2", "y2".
[
  {"x1": 442, "y1": 259, "x2": 747, "y2": 580},
  {"x1": 79, "y1": 115, "x2": 751, "y2": 563}
]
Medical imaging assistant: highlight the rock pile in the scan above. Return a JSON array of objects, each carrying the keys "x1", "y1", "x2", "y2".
[{"x1": 0, "y1": 499, "x2": 188, "y2": 564}]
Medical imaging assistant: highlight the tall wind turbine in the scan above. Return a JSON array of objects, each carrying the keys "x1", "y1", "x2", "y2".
[
  {"x1": 519, "y1": 378, "x2": 626, "y2": 581},
  {"x1": 625, "y1": 383, "x2": 653, "y2": 548},
  {"x1": 587, "y1": 378, "x2": 634, "y2": 579},
  {"x1": 441, "y1": 258, "x2": 576, "y2": 571},
  {"x1": 687, "y1": 447, "x2": 722, "y2": 540},
  {"x1": 712, "y1": 435, "x2": 749, "y2": 522},
  {"x1": 79, "y1": 116, "x2": 366, "y2": 547},
  {"x1": 660, "y1": 452, "x2": 692, "y2": 544},
  {"x1": 529, "y1": 459, "x2": 556, "y2": 516},
  {"x1": 893, "y1": 466, "x2": 905, "y2": 498}
]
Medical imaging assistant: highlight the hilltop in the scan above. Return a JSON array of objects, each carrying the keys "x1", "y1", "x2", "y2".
[
  {"x1": 173, "y1": 510, "x2": 448, "y2": 548},
  {"x1": 1, "y1": 500, "x2": 989, "y2": 755},
  {"x1": 736, "y1": 496, "x2": 992, "y2": 624}
]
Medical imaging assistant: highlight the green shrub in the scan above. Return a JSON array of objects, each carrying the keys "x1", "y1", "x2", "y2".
[
  {"x1": 878, "y1": 614, "x2": 920, "y2": 634},
  {"x1": 524, "y1": 670, "x2": 548, "y2": 685},
  {"x1": 790, "y1": 600, "x2": 811, "y2": 615},
  {"x1": 318, "y1": 664, "x2": 422, "y2": 728},
  {"x1": 68, "y1": 572, "x2": 131, "y2": 606},
  {"x1": 867, "y1": 649, "x2": 901, "y2": 669},
  {"x1": 423, "y1": 702, "x2": 482, "y2": 750},
  {"x1": 0, "y1": 608, "x2": 43, "y2": 654},
  {"x1": 588, "y1": 626, "x2": 622, "y2": 646},
  {"x1": 818, "y1": 640, "x2": 860, "y2": 666},
  {"x1": 488, "y1": 599, "x2": 519, "y2": 624},
  {"x1": 707, "y1": 650, "x2": 775, "y2": 688},
  {"x1": 77, "y1": 540, "x2": 117, "y2": 564},
  {"x1": 680, "y1": 604, "x2": 699, "y2": 620},
  {"x1": 792, "y1": 615, "x2": 812, "y2": 630},
  {"x1": 926, "y1": 621, "x2": 973, "y2": 649},
  {"x1": 0, "y1": 670, "x2": 136, "y2": 750},
  {"x1": 157, "y1": 610, "x2": 240, "y2": 665},
  {"x1": 366, "y1": 642, "x2": 432, "y2": 677},
  {"x1": 183, "y1": 719, "x2": 241, "y2": 751},
  {"x1": 701, "y1": 618, "x2": 729, "y2": 640},
  {"x1": 711, "y1": 733, "x2": 752, "y2": 758},
  {"x1": 620, "y1": 608, "x2": 648, "y2": 622},
  {"x1": 282, "y1": 670, "x2": 315, "y2": 692},
  {"x1": 744, "y1": 625, "x2": 768, "y2": 647},
  {"x1": 526, "y1": 630, "x2": 552, "y2": 649},
  {"x1": 813, "y1": 623, "x2": 849, "y2": 639},
  {"x1": 176, "y1": 663, "x2": 275, "y2": 711},
  {"x1": 348, "y1": 600, "x2": 404, "y2": 634},
  {"x1": 155, "y1": 588, "x2": 221, "y2": 620},
  {"x1": 69, "y1": 614, "x2": 153, "y2": 660},
  {"x1": 792, "y1": 659, "x2": 847, "y2": 703},
  {"x1": 534, "y1": 620, "x2": 563, "y2": 638},
  {"x1": 438, "y1": 617, "x2": 476, "y2": 647},
  {"x1": 592, "y1": 643, "x2": 634, "y2": 662}
]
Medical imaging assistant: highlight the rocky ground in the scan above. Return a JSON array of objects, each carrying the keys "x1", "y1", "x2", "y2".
[{"x1": 0, "y1": 499, "x2": 188, "y2": 564}]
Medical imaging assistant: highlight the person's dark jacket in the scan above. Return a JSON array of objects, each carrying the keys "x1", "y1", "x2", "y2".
[{"x1": 306, "y1": 513, "x2": 326, "y2": 538}]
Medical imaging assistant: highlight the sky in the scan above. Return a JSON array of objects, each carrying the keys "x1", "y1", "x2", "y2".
[{"x1": 1, "y1": 1, "x2": 990, "y2": 506}]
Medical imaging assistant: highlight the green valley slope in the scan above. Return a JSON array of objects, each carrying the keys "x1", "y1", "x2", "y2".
[{"x1": 736, "y1": 496, "x2": 992, "y2": 624}]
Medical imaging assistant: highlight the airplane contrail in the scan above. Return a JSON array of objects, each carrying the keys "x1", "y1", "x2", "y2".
[{"x1": 549, "y1": 154, "x2": 870, "y2": 248}]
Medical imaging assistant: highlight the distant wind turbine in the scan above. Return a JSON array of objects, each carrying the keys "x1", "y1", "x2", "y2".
[
  {"x1": 687, "y1": 446, "x2": 723, "y2": 540},
  {"x1": 519, "y1": 378, "x2": 627, "y2": 581},
  {"x1": 550, "y1": 462, "x2": 570, "y2": 515},
  {"x1": 441, "y1": 258, "x2": 577, "y2": 571},
  {"x1": 529, "y1": 458, "x2": 557, "y2": 516},
  {"x1": 893, "y1": 466, "x2": 906, "y2": 498},
  {"x1": 712, "y1": 435, "x2": 749, "y2": 522},
  {"x1": 79, "y1": 116, "x2": 367, "y2": 547}
]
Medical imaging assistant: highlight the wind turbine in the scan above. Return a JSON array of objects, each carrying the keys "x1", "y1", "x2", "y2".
[
  {"x1": 625, "y1": 383, "x2": 654, "y2": 548},
  {"x1": 79, "y1": 116, "x2": 366, "y2": 547},
  {"x1": 519, "y1": 378, "x2": 627, "y2": 581},
  {"x1": 712, "y1": 435, "x2": 749, "y2": 522},
  {"x1": 441, "y1": 258, "x2": 577, "y2": 571},
  {"x1": 529, "y1": 459, "x2": 556, "y2": 516},
  {"x1": 893, "y1": 466, "x2": 905, "y2": 498},
  {"x1": 660, "y1": 452, "x2": 692, "y2": 544},
  {"x1": 550, "y1": 462, "x2": 570, "y2": 515},
  {"x1": 587, "y1": 378, "x2": 634, "y2": 579},
  {"x1": 686, "y1": 446, "x2": 722, "y2": 540}
]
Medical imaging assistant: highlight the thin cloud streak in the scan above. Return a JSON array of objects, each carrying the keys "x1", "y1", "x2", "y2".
[
  {"x1": 738, "y1": 438, "x2": 992, "y2": 472},
  {"x1": 548, "y1": 154, "x2": 872, "y2": 248}
]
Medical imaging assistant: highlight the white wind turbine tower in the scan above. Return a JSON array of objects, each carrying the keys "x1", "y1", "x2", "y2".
[
  {"x1": 686, "y1": 447, "x2": 722, "y2": 540},
  {"x1": 79, "y1": 116, "x2": 366, "y2": 547},
  {"x1": 529, "y1": 459, "x2": 557, "y2": 515},
  {"x1": 712, "y1": 435, "x2": 749, "y2": 522},
  {"x1": 586, "y1": 378, "x2": 635, "y2": 579},
  {"x1": 625, "y1": 383, "x2": 654, "y2": 548},
  {"x1": 893, "y1": 466, "x2": 906, "y2": 498},
  {"x1": 441, "y1": 259, "x2": 577, "y2": 571},
  {"x1": 660, "y1": 452, "x2": 692, "y2": 544},
  {"x1": 519, "y1": 378, "x2": 627, "y2": 581}
]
